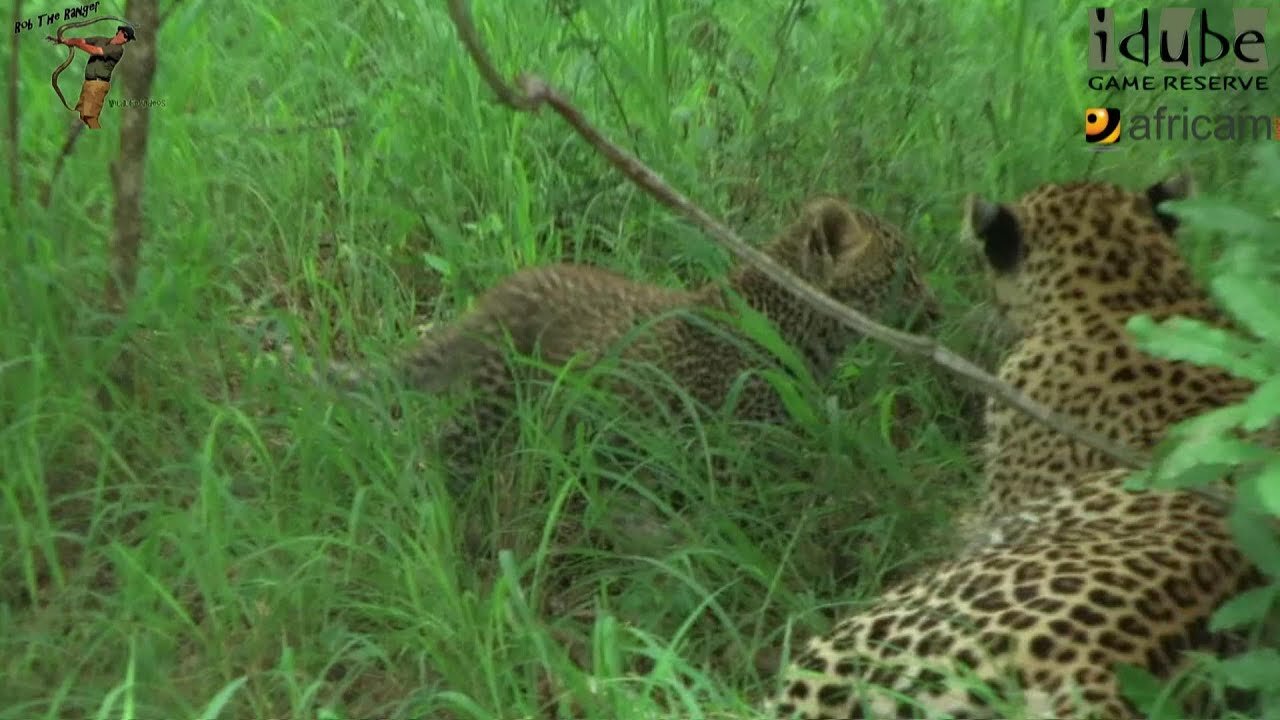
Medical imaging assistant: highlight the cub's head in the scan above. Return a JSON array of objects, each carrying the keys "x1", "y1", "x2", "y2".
[
  {"x1": 767, "y1": 196, "x2": 941, "y2": 333},
  {"x1": 965, "y1": 173, "x2": 1196, "y2": 332}
]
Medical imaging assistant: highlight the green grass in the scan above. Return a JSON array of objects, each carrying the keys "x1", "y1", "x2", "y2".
[{"x1": 3, "y1": 0, "x2": 1278, "y2": 718}]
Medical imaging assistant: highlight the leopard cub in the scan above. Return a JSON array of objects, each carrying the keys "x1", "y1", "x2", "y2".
[{"x1": 318, "y1": 198, "x2": 939, "y2": 448}]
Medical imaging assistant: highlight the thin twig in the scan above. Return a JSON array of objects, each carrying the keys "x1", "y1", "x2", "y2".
[{"x1": 443, "y1": 0, "x2": 1153, "y2": 474}]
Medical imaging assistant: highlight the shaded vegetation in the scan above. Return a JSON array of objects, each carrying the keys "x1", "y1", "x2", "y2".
[{"x1": 3, "y1": 0, "x2": 1276, "y2": 718}]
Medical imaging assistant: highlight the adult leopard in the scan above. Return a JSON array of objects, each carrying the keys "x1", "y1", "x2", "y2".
[{"x1": 768, "y1": 173, "x2": 1266, "y2": 719}]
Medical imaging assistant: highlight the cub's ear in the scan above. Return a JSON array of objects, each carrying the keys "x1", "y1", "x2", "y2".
[
  {"x1": 1145, "y1": 171, "x2": 1194, "y2": 234},
  {"x1": 967, "y1": 194, "x2": 1022, "y2": 274},
  {"x1": 804, "y1": 198, "x2": 862, "y2": 260}
]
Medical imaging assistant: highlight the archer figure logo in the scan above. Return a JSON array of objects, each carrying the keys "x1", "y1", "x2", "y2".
[
  {"x1": 1085, "y1": 107, "x2": 1123, "y2": 148},
  {"x1": 44, "y1": 16, "x2": 137, "y2": 130}
]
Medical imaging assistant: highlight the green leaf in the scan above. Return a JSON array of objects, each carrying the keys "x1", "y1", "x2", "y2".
[
  {"x1": 1145, "y1": 461, "x2": 1235, "y2": 492},
  {"x1": 1172, "y1": 197, "x2": 1272, "y2": 239},
  {"x1": 1128, "y1": 315, "x2": 1270, "y2": 382},
  {"x1": 1210, "y1": 584, "x2": 1278, "y2": 631},
  {"x1": 1247, "y1": 143, "x2": 1280, "y2": 192},
  {"x1": 836, "y1": 360, "x2": 863, "y2": 383},
  {"x1": 877, "y1": 390, "x2": 899, "y2": 446},
  {"x1": 1151, "y1": 404, "x2": 1269, "y2": 486},
  {"x1": 1257, "y1": 460, "x2": 1280, "y2": 517},
  {"x1": 1115, "y1": 663, "x2": 1177, "y2": 720},
  {"x1": 1212, "y1": 270, "x2": 1280, "y2": 345},
  {"x1": 1123, "y1": 467, "x2": 1155, "y2": 491},
  {"x1": 421, "y1": 252, "x2": 454, "y2": 277},
  {"x1": 1242, "y1": 375, "x2": 1280, "y2": 431},
  {"x1": 1167, "y1": 404, "x2": 1249, "y2": 438},
  {"x1": 1229, "y1": 495, "x2": 1280, "y2": 576},
  {"x1": 760, "y1": 368, "x2": 820, "y2": 427},
  {"x1": 197, "y1": 678, "x2": 248, "y2": 720},
  {"x1": 722, "y1": 294, "x2": 815, "y2": 386},
  {"x1": 1154, "y1": 435, "x2": 1267, "y2": 483},
  {"x1": 1217, "y1": 241, "x2": 1278, "y2": 277},
  {"x1": 1210, "y1": 648, "x2": 1280, "y2": 690}
]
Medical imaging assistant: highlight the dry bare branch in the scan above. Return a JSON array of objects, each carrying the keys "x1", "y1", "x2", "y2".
[{"x1": 443, "y1": 0, "x2": 1155, "y2": 475}]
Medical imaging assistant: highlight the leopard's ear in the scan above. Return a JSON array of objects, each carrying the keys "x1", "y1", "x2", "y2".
[
  {"x1": 966, "y1": 193, "x2": 1022, "y2": 274},
  {"x1": 803, "y1": 197, "x2": 863, "y2": 261},
  {"x1": 1145, "y1": 171, "x2": 1194, "y2": 234}
]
